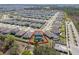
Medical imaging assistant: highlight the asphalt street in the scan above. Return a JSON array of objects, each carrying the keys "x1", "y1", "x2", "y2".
[{"x1": 66, "y1": 20, "x2": 79, "y2": 55}]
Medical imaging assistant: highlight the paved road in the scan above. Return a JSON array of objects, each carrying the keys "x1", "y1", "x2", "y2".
[
  {"x1": 42, "y1": 12, "x2": 60, "y2": 31},
  {"x1": 66, "y1": 20, "x2": 79, "y2": 55},
  {"x1": 70, "y1": 21, "x2": 79, "y2": 45}
]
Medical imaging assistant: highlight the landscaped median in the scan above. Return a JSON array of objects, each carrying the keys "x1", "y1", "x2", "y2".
[{"x1": 59, "y1": 19, "x2": 66, "y2": 45}]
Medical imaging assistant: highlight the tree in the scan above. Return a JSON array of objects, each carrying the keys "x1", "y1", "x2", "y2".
[
  {"x1": 10, "y1": 44, "x2": 19, "y2": 55},
  {"x1": 5, "y1": 34, "x2": 16, "y2": 42},
  {"x1": 33, "y1": 46, "x2": 60, "y2": 55},
  {"x1": 3, "y1": 35, "x2": 16, "y2": 51},
  {"x1": 0, "y1": 34, "x2": 6, "y2": 41},
  {"x1": 22, "y1": 50, "x2": 32, "y2": 55},
  {"x1": 5, "y1": 35, "x2": 16, "y2": 47},
  {"x1": 34, "y1": 41, "x2": 39, "y2": 48}
]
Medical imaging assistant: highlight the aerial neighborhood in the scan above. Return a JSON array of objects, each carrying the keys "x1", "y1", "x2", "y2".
[{"x1": 0, "y1": 4, "x2": 79, "y2": 55}]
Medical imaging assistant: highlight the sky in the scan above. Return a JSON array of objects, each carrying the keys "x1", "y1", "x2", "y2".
[{"x1": 0, "y1": 0, "x2": 79, "y2": 4}]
